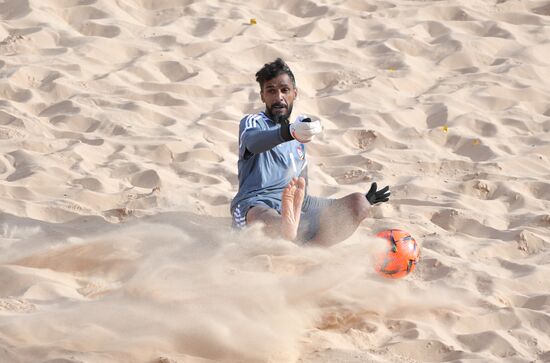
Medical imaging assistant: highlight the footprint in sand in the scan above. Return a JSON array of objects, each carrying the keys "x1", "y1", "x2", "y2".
[
  {"x1": 0, "y1": 297, "x2": 36, "y2": 313},
  {"x1": 77, "y1": 280, "x2": 116, "y2": 299}
]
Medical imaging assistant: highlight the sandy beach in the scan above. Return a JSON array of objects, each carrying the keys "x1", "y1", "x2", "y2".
[{"x1": 1, "y1": 0, "x2": 549, "y2": 362}]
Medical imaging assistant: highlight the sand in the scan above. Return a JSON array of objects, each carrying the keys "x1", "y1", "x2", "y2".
[{"x1": 1, "y1": 0, "x2": 549, "y2": 362}]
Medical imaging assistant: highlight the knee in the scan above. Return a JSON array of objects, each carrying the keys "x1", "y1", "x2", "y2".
[{"x1": 347, "y1": 192, "x2": 370, "y2": 221}]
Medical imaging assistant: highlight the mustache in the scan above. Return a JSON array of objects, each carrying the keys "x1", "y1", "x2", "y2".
[{"x1": 271, "y1": 102, "x2": 287, "y2": 108}]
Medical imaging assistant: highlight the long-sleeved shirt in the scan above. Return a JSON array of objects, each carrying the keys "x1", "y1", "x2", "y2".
[{"x1": 230, "y1": 111, "x2": 308, "y2": 222}]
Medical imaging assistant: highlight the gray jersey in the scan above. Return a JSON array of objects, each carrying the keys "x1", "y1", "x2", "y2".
[{"x1": 230, "y1": 112, "x2": 308, "y2": 227}]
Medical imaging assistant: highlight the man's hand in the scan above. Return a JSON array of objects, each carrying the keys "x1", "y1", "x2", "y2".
[
  {"x1": 289, "y1": 116, "x2": 322, "y2": 143},
  {"x1": 366, "y1": 182, "x2": 390, "y2": 205}
]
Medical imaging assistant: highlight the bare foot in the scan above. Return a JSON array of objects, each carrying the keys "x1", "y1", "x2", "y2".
[{"x1": 280, "y1": 177, "x2": 305, "y2": 241}]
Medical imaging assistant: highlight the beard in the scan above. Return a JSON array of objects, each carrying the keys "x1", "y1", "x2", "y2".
[{"x1": 266, "y1": 103, "x2": 293, "y2": 124}]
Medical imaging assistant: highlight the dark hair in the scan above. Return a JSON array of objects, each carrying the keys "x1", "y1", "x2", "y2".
[{"x1": 255, "y1": 58, "x2": 296, "y2": 91}]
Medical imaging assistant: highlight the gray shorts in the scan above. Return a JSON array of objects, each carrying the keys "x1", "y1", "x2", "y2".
[{"x1": 231, "y1": 195, "x2": 334, "y2": 243}]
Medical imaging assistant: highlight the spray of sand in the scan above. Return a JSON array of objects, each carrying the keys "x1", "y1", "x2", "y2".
[{"x1": 0, "y1": 216, "x2": 474, "y2": 363}]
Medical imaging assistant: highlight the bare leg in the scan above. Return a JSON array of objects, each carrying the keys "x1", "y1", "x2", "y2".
[
  {"x1": 246, "y1": 177, "x2": 305, "y2": 241},
  {"x1": 281, "y1": 177, "x2": 305, "y2": 240},
  {"x1": 308, "y1": 192, "x2": 371, "y2": 246}
]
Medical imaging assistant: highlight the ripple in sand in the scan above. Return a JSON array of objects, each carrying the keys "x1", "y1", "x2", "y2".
[
  {"x1": 73, "y1": 177, "x2": 104, "y2": 192},
  {"x1": 0, "y1": 83, "x2": 33, "y2": 103},
  {"x1": 156, "y1": 61, "x2": 197, "y2": 82},
  {"x1": 532, "y1": 3, "x2": 550, "y2": 16},
  {"x1": 78, "y1": 22, "x2": 121, "y2": 38},
  {"x1": 50, "y1": 115, "x2": 101, "y2": 133},
  {"x1": 60, "y1": 6, "x2": 109, "y2": 24},
  {"x1": 130, "y1": 169, "x2": 161, "y2": 189},
  {"x1": 0, "y1": 297, "x2": 36, "y2": 313},
  {"x1": 50, "y1": 0, "x2": 96, "y2": 7},
  {"x1": 0, "y1": 0, "x2": 30, "y2": 20}
]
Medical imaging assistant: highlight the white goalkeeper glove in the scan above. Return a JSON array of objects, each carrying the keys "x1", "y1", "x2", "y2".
[{"x1": 289, "y1": 115, "x2": 322, "y2": 143}]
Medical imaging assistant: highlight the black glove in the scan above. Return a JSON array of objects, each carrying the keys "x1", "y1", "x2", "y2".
[
  {"x1": 365, "y1": 182, "x2": 390, "y2": 205},
  {"x1": 279, "y1": 117, "x2": 293, "y2": 141}
]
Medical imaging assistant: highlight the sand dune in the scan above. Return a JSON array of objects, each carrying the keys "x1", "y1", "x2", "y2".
[{"x1": 1, "y1": 0, "x2": 549, "y2": 362}]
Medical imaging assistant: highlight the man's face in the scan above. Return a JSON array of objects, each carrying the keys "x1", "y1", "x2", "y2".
[{"x1": 261, "y1": 73, "x2": 297, "y2": 123}]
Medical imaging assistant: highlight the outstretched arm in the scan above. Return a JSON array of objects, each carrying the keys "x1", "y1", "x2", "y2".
[
  {"x1": 241, "y1": 123, "x2": 291, "y2": 156},
  {"x1": 240, "y1": 116, "x2": 322, "y2": 158}
]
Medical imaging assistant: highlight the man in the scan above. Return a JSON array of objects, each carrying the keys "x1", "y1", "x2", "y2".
[{"x1": 230, "y1": 58, "x2": 390, "y2": 246}]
